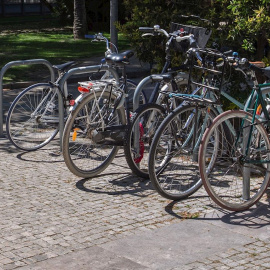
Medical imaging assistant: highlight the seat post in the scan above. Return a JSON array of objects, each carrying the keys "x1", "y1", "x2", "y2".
[
  {"x1": 121, "y1": 65, "x2": 131, "y2": 124},
  {"x1": 121, "y1": 66, "x2": 127, "y2": 93}
]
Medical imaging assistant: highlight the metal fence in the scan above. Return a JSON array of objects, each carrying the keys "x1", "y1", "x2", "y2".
[{"x1": 0, "y1": 0, "x2": 55, "y2": 16}]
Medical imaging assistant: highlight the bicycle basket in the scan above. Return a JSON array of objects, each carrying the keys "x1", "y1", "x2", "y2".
[
  {"x1": 187, "y1": 48, "x2": 226, "y2": 95},
  {"x1": 170, "y1": 22, "x2": 212, "y2": 52}
]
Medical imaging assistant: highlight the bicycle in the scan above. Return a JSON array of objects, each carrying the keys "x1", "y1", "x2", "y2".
[
  {"x1": 199, "y1": 58, "x2": 270, "y2": 211},
  {"x1": 6, "y1": 33, "x2": 144, "y2": 151},
  {"x1": 147, "y1": 46, "x2": 230, "y2": 200},
  {"x1": 62, "y1": 42, "x2": 146, "y2": 177},
  {"x1": 124, "y1": 18, "x2": 212, "y2": 178}
]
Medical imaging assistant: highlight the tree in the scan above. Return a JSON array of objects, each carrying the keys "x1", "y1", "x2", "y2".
[
  {"x1": 211, "y1": 0, "x2": 270, "y2": 60},
  {"x1": 46, "y1": 0, "x2": 74, "y2": 24},
  {"x1": 228, "y1": 0, "x2": 270, "y2": 60},
  {"x1": 73, "y1": 0, "x2": 88, "y2": 39}
]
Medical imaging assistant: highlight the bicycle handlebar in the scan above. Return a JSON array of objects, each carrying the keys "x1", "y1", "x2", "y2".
[
  {"x1": 139, "y1": 25, "x2": 170, "y2": 38},
  {"x1": 225, "y1": 52, "x2": 269, "y2": 80},
  {"x1": 139, "y1": 27, "x2": 154, "y2": 32},
  {"x1": 139, "y1": 24, "x2": 199, "y2": 49},
  {"x1": 85, "y1": 33, "x2": 118, "y2": 54}
]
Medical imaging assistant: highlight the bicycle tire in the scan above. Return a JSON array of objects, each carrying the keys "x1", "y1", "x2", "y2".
[
  {"x1": 6, "y1": 83, "x2": 59, "y2": 151},
  {"x1": 124, "y1": 103, "x2": 166, "y2": 178},
  {"x1": 199, "y1": 110, "x2": 270, "y2": 211},
  {"x1": 62, "y1": 88, "x2": 126, "y2": 178},
  {"x1": 148, "y1": 104, "x2": 217, "y2": 200}
]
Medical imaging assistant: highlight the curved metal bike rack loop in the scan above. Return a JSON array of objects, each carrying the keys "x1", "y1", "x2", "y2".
[
  {"x1": 57, "y1": 64, "x2": 120, "y2": 150},
  {"x1": 0, "y1": 59, "x2": 55, "y2": 137},
  {"x1": 132, "y1": 75, "x2": 165, "y2": 154}
]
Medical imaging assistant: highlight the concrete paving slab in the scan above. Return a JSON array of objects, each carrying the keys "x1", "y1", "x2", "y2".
[
  {"x1": 15, "y1": 217, "x2": 259, "y2": 270},
  {"x1": 18, "y1": 246, "x2": 149, "y2": 270},
  {"x1": 100, "y1": 219, "x2": 253, "y2": 270}
]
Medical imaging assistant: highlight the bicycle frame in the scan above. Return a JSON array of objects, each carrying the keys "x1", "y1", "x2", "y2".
[{"x1": 241, "y1": 82, "x2": 270, "y2": 161}]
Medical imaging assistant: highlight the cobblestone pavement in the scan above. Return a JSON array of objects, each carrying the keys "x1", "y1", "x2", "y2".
[
  {"x1": 0, "y1": 135, "x2": 269, "y2": 270},
  {"x1": 0, "y1": 89, "x2": 270, "y2": 270}
]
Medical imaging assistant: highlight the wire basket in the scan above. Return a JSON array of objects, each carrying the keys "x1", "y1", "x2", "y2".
[
  {"x1": 170, "y1": 22, "x2": 212, "y2": 52},
  {"x1": 187, "y1": 48, "x2": 226, "y2": 95}
]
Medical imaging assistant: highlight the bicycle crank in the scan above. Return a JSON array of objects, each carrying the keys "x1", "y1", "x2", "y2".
[{"x1": 91, "y1": 125, "x2": 128, "y2": 146}]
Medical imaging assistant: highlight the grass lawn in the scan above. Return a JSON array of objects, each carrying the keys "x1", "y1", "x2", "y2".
[{"x1": 0, "y1": 15, "x2": 131, "y2": 83}]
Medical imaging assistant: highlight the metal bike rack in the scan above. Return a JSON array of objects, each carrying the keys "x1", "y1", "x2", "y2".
[
  {"x1": 57, "y1": 64, "x2": 120, "y2": 150},
  {"x1": 0, "y1": 59, "x2": 55, "y2": 136},
  {"x1": 132, "y1": 75, "x2": 166, "y2": 154}
]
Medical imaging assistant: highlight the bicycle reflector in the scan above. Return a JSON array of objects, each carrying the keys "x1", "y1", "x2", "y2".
[
  {"x1": 72, "y1": 128, "x2": 80, "y2": 141},
  {"x1": 256, "y1": 104, "x2": 262, "y2": 115},
  {"x1": 78, "y1": 82, "x2": 93, "y2": 93}
]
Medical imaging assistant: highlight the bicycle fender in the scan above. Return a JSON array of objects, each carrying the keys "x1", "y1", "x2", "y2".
[{"x1": 69, "y1": 93, "x2": 89, "y2": 113}]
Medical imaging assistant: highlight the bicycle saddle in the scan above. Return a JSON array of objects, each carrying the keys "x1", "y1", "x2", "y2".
[
  {"x1": 250, "y1": 61, "x2": 270, "y2": 79},
  {"x1": 53, "y1": 61, "x2": 76, "y2": 72},
  {"x1": 150, "y1": 73, "x2": 173, "y2": 82},
  {"x1": 263, "y1": 67, "x2": 270, "y2": 79},
  {"x1": 105, "y1": 50, "x2": 134, "y2": 66}
]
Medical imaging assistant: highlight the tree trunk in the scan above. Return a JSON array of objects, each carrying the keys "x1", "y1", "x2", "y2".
[
  {"x1": 73, "y1": 0, "x2": 87, "y2": 39},
  {"x1": 110, "y1": 0, "x2": 118, "y2": 51},
  {"x1": 255, "y1": 31, "x2": 268, "y2": 83},
  {"x1": 256, "y1": 30, "x2": 268, "y2": 60}
]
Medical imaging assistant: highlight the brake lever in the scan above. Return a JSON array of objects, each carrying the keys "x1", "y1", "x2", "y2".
[{"x1": 142, "y1": 33, "x2": 155, "y2": 37}]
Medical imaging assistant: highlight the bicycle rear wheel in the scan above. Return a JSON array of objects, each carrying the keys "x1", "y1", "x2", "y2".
[
  {"x1": 199, "y1": 110, "x2": 270, "y2": 211},
  {"x1": 6, "y1": 83, "x2": 59, "y2": 151},
  {"x1": 62, "y1": 88, "x2": 126, "y2": 178},
  {"x1": 148, "y1": 104, "x2": 217, "y2": 200}
]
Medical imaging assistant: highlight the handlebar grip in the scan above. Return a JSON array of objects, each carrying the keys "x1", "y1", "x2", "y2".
[
  {"x1": 85, "y1": 34, "x2": 96, "y2": 39},
  {"x1": 179, "y1": 15, "x2": 189, "y2": 18},
  {"x1": 190, "y1": 15, "x2": 200, "y2": 19},
  {"x1": 223, "y1": 50, "x2": 233, "y2": 56},
  {"x1": 139, "y1": 27, "x2": 154, "y2": 32}
]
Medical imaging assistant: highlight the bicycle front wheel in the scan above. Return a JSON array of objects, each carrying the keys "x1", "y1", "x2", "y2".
[
  {"x1": 148, "y1": 104, "x2": 217, "y2": 200},
  {"x1": 199, "y1": 110, "x2": 270, "y2": 211},
  {"x1": 124, "y1": 103, "x2": 166, "y2": 178},
  {"x1": 6, "y1": 83, "x2": 59, "y2": 151},
  {"x1": 62, "y1": 88, "x2": 126, "y2": 178}
]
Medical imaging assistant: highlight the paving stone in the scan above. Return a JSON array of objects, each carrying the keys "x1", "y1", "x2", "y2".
[{"x1": 0, "y1": 114, "x2": 269, "y2": 270}]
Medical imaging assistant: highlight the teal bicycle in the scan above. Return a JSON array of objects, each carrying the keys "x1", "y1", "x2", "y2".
[{"x1": 199, "y1": 59, "x2": 270, "y2": 211}]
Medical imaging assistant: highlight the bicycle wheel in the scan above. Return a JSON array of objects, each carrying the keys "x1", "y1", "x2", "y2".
[
  {"x1": 62, "y1": 88, "x2": 126, "y2": 178},
  {"x1": 199, "y1": 110, "x2": 270, "y2": 211},
  {"x1": 6, "y1": 83, "x2": 59, "y2": 151},
  {"x1": 148, "y1": 104, "x2": 217, "y2": 200},
  {"x1": 124, "y1": 103, "x2": 166, "y2": 178}
]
